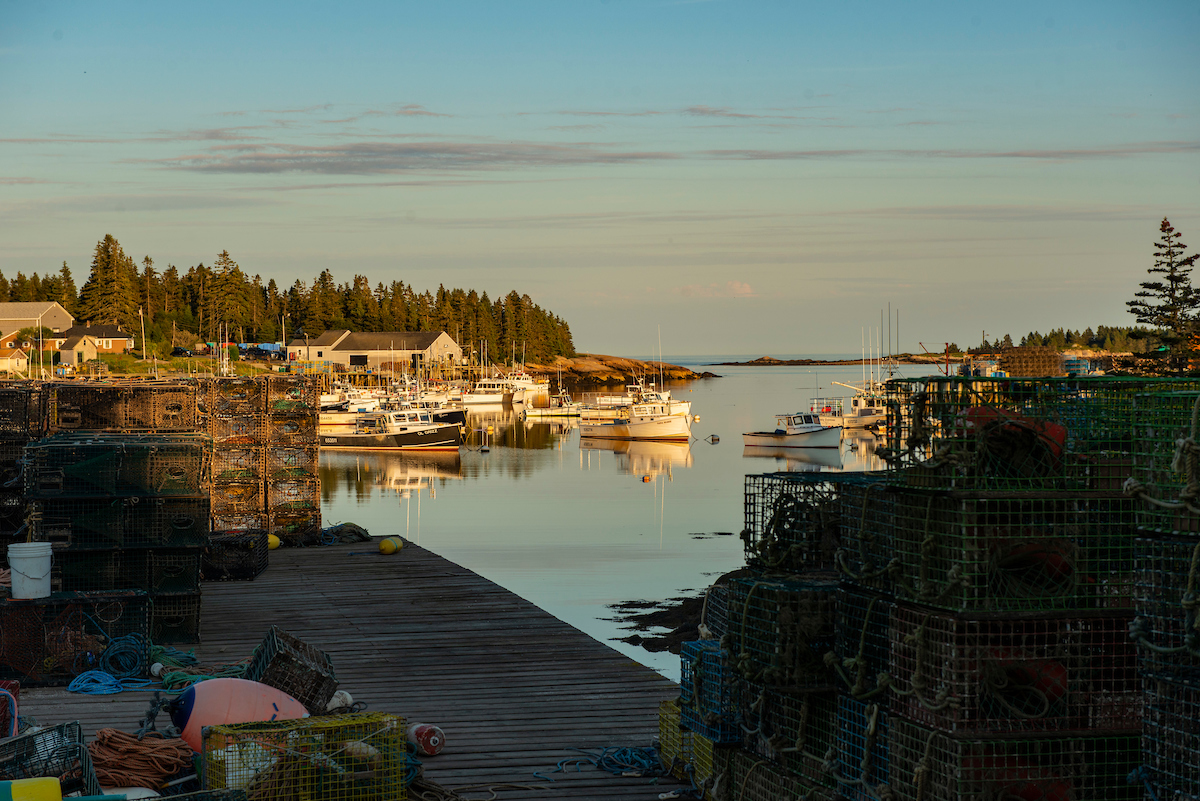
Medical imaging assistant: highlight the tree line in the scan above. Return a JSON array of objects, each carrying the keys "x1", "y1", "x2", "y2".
[{"x1": 2, "y1": 234, "x2": 576, "y2": 363}]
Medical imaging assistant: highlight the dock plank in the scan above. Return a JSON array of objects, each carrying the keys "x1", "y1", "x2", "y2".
[{"x1": 19, "y1": 541, "x2": 684, "y2": 800}]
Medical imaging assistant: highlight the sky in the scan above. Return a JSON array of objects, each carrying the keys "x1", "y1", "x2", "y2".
[{"x1": 2, "y1": 1, "x2": 1198, "y2": 357}]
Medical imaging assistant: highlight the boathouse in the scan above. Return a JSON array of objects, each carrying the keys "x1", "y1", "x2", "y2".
[{"x1": 286, "y1": 329, "x2": 462, "y2": 369}]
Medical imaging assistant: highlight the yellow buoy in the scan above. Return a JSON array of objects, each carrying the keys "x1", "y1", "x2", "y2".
[
  {"x1": 379, "y1": 536, "x2": 404, "y2": 555},
  {"x1": 267, "y1": 534, "x2": 281, "y2": 550}
]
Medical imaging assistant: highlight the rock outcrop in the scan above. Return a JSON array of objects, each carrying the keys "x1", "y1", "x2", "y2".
[{"x1": 524, "y1": 354, "x2": 715, "y2": 386}]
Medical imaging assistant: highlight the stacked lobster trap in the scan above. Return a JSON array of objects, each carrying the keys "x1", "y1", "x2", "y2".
[
  {"x1": 204, "y1": 376, "x2": 320, "y2": 550},
  {"x1": 0, "y1": 384, "x2": 44, "y2": 555}
]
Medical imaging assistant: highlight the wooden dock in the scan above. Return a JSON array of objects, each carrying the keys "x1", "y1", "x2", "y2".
[{"x1": 19, "y1": 541, "x2": 683, "y2": 800}]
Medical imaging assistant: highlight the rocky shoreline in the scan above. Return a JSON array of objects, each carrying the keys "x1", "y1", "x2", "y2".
[
  {"x1": 525, "y1": 353, "x2": 718, "y2": 386},
  {"x1": 712, "y1": 355, "x2": 945, "y2": 367}
]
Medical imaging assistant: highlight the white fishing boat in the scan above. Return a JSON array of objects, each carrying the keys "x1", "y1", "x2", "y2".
[
  {"x1": 580, "y1": 379, "x2": 691, "y2": 420},
  {"x1": 461, "y1": 377, "x2": 513, "y2": 405},
  {"x1": 578, "y1": 401, "x2": 692, "y2": 441},
  {"x1": 742, "y1": 413, "x2": 842, "y2": 448},
  {"x1": 522, "y1": 389, "x2": 582, "y2": 419},
  {"x1": 320, "y1": 409, "x2": 462, "y2": 451}
]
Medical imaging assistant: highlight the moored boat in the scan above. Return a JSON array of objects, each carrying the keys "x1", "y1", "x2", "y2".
[
  {"x1": 320, "y1": 409, "x2": 462, "y2": 451},
  {"x1": 523, "y1": 389, "x2": 582, "y2": 419},
  {"x1": 578, "y1": 401, "x2": 692, "y2": 441},
  {"x1": 742, "y1": 412, "x2": 842, "y2": 448}
]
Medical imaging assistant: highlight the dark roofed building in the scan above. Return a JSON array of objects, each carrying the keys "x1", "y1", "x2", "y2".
[
  {"x1": 287, "y1": 330, "x2": 461, "y2": 369},
  {"x1": 53, "y1": 323, "x2": 135, "y2": 354}
]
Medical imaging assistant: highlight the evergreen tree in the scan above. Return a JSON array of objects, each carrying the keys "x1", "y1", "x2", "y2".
[
  {"x1": 1128, "y1": 217, "x2": 1200, "y2": 360},
  {"x1": 56, "y1": 262, "x2": 77, "y2": 314},
  {"x1": 77, "y1": 234, "x2": 139, "y2": 328}
]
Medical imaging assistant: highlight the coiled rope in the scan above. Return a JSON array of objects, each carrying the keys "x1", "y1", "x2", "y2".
[
  {"x1": 101, "y1": 633, "x2": 148, "y2": 678},
  {"x1": 87, "y1": 728, "x2": 194, "y2": 789},
  {"x1": 68, "y1": 669, "x2": 156, "y2": 694}
]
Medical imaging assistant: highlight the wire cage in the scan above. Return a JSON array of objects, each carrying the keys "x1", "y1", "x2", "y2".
[
  {"x1": 201, "y1": 712, "x2": 407, "y2": 801},
  {"x1": 267, "y1": 447, "x2": 318, "y2": 481},
  {"x1": 833, "y1": 695, "x2": 889, "y2": 801},
  {"x1": 266, "y1": 414, "x2": 319, "y2": 447},
  {"x1": 207, "y1": 378, "x2": 265, "y2": 417},
  {"x1": 658, "y1": 698, "x2": 696, "y2": 781},
  {"x1": 835, "y1": 482, "x2": 899, "y2": 594},
  {"x1": 679, "y1": 640, "x2": 740, "y2": 743},
  {"x1": 150, "y1": 592, "x2": 202, "y2": 643},
  {"x1": 0, "y1": 721, "x2": 102, "y2": 797},
  {"x1": 211, "y1": 481, "x2": 264, "y2": 516},
  {"x1": 739, "y1": 682, "x2": 837, "y2": 789},
  {"x1": 1143, "y1": 674, "x2": 1200, "y2": 801},
  {"x1": 24, "y1": 435, "x2": 210, "y2": 499},
  {"x1": 143, "y1": 549, "x2": 204, "y2": 594},
  {"x1": 212, "y1": 513, "x2": 268, "y2": 534},
  {"x1": 725, "y1": 575, "x2": 838, "y2": 690},
  {"x1": 1130, "y1": 391, "x2": 1200, "y2": 536},
  {"x1": 53, "y1": 549, "x2": 127, "y2": 593},
  {"x1": 209, "y1": 416, "x2": 266, "y2": 447},
  {"x1": 203, "y1": 531, "x2": 269, "y2": 582},
  {"x1": 48, "y1": 384, "x2": 125, "y2": 432},
  {"x1": 1132, "y1": 536, "x2": 1200, "y2": 682},
  {"x1": 888, "y1": 603, "x2": 1139, "y2": 735},
  {"x1": 700, "y1": 582, "x2": 729, "y2": 642},
  {"x1": 266, "y1": 479, "x2": 319, "y2": 513},
  {"x1": 213, "y1": 448, "x2": 265, "y2": 483},
  {"x1": 713, "y1": 745, "x2": 832, "y2": 801},
  {"x1": 159, "y1": 792, "x2": 248, "y2": 801},
  {"x1": 124, "y1": 384, "x2": 200, "y2": 431},
  {"x1": 742, "y1": 473, "x2": 879, "y2": 573},
  {"x1": 244, "y1": 626, "x2": 339, "y2": 714},
  {"x1": 266, "y1": 375, "x2": 320, "y2": 414},
  {"x1": 889, "y1": 717, "x2": 1141, "y2": 801},
  {"x1": 0, "y1": 386, "x2": 43, "y2": 442},
  {"x1": 832, "y1": 584, "x2": 893, "y2": 700},
  {"x1": 0, "y1": 591, "x2": 150, "y2": 685},
  {"x1": 268, "y1": 511, "x2": 322, "y2": 546},
  {"x1": 885, "y1": 489, "x2": 1135, "y2": 614},
  {"x1": 126, "y1": 497, "x2": 211, "y2": 547}
]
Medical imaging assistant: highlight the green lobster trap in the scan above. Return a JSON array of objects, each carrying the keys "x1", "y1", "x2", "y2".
[
  {"x1": 206, "y1": 378, "x2": 265, "y2": 417},
  {"x1": 1132, "y1": 536, "x2": 1200, "y2": 683},
  {"x1": 888, "y1": 603, "x2": 1140, "y2": 735},
  {"x1": 1142, "y1": 674, "x2": 1200, "y2": 801},
  {"x1": 831, "y1": 584, "x2": 893, "y2": 700},
  {"x1": 725, "y1": 575, "x2": 837, "y2": 690},
  {"x1": 268, "y1": 447, "x2": 318, "y2": 480},
  {"x1": 213, "y1": 448, "x2": 265, "y2": 483},
  {"x1": 267, "y1": 414, "x2": 319, "y2": 447},
  {"x1": 201, "y1": 712, "x2": 407, "y2": 801},
  {"x1": 713, "y1": 745, "x2": 832, "y2": 801},
  {"x1": 1129, "y1": 390, "x2": 1200, "y2": 536},
  {"x1": 739, "y1": 682, "x2": 837, "y2": 790},
  {"x1": 835, "y1": 482, "x2": 900, "y2": 594},
  {"x1": 266, "y1": 375, "x2": 320, "y2": 414}
]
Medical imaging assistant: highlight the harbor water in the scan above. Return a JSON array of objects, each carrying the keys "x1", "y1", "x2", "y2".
[{"x1": 320, "y1": 357, "x2": 943, "y2": 681}]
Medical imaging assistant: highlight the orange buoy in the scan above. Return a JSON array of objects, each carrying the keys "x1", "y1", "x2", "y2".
[
  {"x1": 170, "y1": 677, "x2": 309, "y2": 751},
  {"x1": 407, "y1": 722, "x2": 445, "y2": 755}
]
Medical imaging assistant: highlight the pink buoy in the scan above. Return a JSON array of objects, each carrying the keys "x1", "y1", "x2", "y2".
[
  {"x1": 170, "y1": 677, "x2": 309, "y2": 752},
  {"x1": 407, "y1": 722, "x2": 445, "y2": 755}
]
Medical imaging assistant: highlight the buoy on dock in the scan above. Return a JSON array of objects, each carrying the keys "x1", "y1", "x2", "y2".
[
  {"x1": 378, "y1": 536, "x2": 404, "y2": 555},
  {"x1": 407, "y1": 722, "x2": 445, "y2": 755},
  {"x1": 267, "y1": 534, "x2": 281, "y2": 550}
]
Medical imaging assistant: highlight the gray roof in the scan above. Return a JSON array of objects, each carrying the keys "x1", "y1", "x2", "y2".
[
  {"x1": 60, "y1": 336, "x2": 86, "y2": 349},
  {"x1": 288, "y1": 331, "x2": 452, "y2": 352},
  {"x1": 0, "y1": 302, "x2": 70, "y2": 321}
]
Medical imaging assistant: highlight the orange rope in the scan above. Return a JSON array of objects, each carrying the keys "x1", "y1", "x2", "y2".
[{"x1": 87, "y1": 728, "x2": 193, "y2": 789}]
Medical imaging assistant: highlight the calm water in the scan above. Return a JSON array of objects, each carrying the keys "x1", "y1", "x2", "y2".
[{"x1": 319, "y1": 359, "x2": 942, "y2": 681}]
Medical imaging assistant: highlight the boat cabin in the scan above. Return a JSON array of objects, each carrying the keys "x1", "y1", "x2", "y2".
[{"x1": 776, "y1": 413, "x2": 821, "y2": 433}]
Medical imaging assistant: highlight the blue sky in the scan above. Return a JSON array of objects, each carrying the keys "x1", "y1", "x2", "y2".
[{"x1": 2, "y1": 1, "x2": 1198, "y2": 355}]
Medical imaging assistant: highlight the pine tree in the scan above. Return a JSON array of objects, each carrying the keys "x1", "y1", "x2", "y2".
[
  {"x1": 56, "y1": 262, "x2": 77, "y2": 314},
  {"x1": 1128, "y1": 217, "x2": 1200, "y2": 361},
  {"x1": 77, "y1": 234, "x2": 139, "y2": 328}
]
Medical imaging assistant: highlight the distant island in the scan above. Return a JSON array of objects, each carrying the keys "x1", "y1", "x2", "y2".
[
  {"x1": 525, "y1": 353, "x2": 719, "y2": 385},
  {"x1": 712, "y1": 355, "x2": 943, "y2": 367}
]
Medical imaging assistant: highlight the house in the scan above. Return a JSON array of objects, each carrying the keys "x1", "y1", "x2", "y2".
[
  {"x1": 52, "y1": 323, "x2": 135, "y2": 354},
  {"x1": 0, "y1": 301, "x2": 74, "y2": 342},
  {"x1": 0, "y1": 349, "x2": 29, "y2": 376},
  {"x1": 57, "y1": 335, "x2": 100, "y2": 367},
  {"x1": 286, "y1": 330, "x2": 462, "y2": 370}
]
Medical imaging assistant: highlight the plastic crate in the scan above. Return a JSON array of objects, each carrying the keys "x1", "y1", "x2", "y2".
[
  {"x1": 725, "y1": 575, "x2": 837, "y2": 690},
  {"x1": 0, "y1": 721, "x2": 102, "y2": 797},
  {"x1": 212, "y1": 447, "x2": 264, "y2": 483},
  {"x1": 267, "y1": 447, "x2": 318, "y2": 480},
  {"x1": 0, "y1": 591, "x2": 150, "y2": 685},
  {"x1": 201, "y1": 712, "x2": 406, "y2": 799},
  {"x1": 742, "y1": 472, "x2": 878, "y2": 573},
  {"x1": 657, "y1": 698, "x2": 695, "y2": 781},
  {"x1": 889, "y1": 603, "x2": 1139, "y2": 734},
  {"x1": 833, "y1": 695, "x2": 889, "y2": 801},
  {"x1": 1133, "y1": 536, "x2": 1200, "y2": 682},
  {"x1": 244, "y1": 626, "x2": 339, "y2": 714},
  {"x1": 885, "y1": 489, "x2": 1135, "y2": 613},
  {"x1": 266, "y1": 414, "x2": 318, "y2": 447},
  {"x1": 203, "y1": 531, "x2": 269, "y2": 582},
  {"x1": 1143, "y1": 674, "x2": 1200, "y2": 801},
  {"x1": 832, "y1": 584, "x2": 892, "y2": 700},
  {"x1": 889, "y1": 717, "x2": 1141, "y2": 801},
  {"x1": 679, "y1": 641, "x2": 739, "y2": 744},
  {"x1": 150, "y1": 592, "x2": 202, "y2": 643},
  {"x1": 739, "y1": 682, "x2": 836, "y2": 788},
  {"x1": 265, "y1": 375, "x2": 320, "y2": 414}
]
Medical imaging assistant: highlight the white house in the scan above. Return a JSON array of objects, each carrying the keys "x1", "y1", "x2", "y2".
[{"x1": 287, "y1": 330, "x2": 462, "y2": 370}]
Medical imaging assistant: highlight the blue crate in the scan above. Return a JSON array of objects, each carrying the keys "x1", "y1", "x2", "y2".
[{"x1": 679, "y1": 641, "x2": 740, "y2": 744}]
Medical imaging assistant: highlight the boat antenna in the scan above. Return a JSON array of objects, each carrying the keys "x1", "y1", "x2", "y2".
[{"x1": 658, "y1": 325, "x2": 663, "y2": 392}]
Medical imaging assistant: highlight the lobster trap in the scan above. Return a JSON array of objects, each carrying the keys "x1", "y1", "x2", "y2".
[
  {"x1": 268, "y1": 447, "x2": 318, "y2": 480},
  {"x1": 835, "y1": 482, "x2": 899, "y2": 594},
  {"x1": 37, "y1": 496, "x2": 210, "y2": 549},
  {"x1": 207, "y1": 378, "x2": 265, "y2": 417},
  {"x1": 266, "y1": 479, "x2": 320, "y2": 513},
  {"x1": 211, "y1": 481, "x2": 264, "y2": 516},
  {"x1": 203, "y1": 531, "x2": 269, "y2": 581},
  {"x1": 213, "y1": 448, "x2": 264, "y2": 483},
  {"x1": 0, "y1": 679, "x2": 17, "y2": 736},
  {"x1": 885, "y1": 489, "x2": 1135, "y2": 613},
  {"x1": 53, "y1": 548, "x2": 201, "y2": 595},
  {"x1": 201, "y1": 712, "x2": 407, "y2": 801},
  {"x1": 269, "y1": 511, "x2": 322, "y2": 545},
  {"x1": 833, "y1": 696, "x2": 889, "y2": 801},
  {"x1": 267, "y1": 414, "x2": 319, "y2": 447},
  {"x1": 739, "y1": 682, "x2": 837, "y2": 789},
  {"x1": 0, "y1": 591, "x2": 150, "y2": 685},
  {"x1": 124, "y1": 383, "x2": 199, "y2": 431},
  {"x1": 1143, "y1": 674, "x2": 1200, "y2": 801},
  {"x1": 742, "y1": 473, "x2": 877, "y2": 573},
  {"x1": 212, "y1": 512, "x2": 268, "y2": 535},
  {"x1": 700, "y1": 581, "x2": 728, "y2": 642},
  {"x1": 713, "y1": 745, "x2": 832, "y2": 801},
  {"x1": 0, "y1": 386, "x2": 43, "y2": 442},
  {"x1": 889, "y1": 717, "x2": 1140, "y2": 801},
  {"x1": 679, "y1": 640, "x2": 739, "y2": 743},
  {"x1": 24, "y1": 434, "x2": 210, "y2": 499},
  {"x1": 150, "y1": 592, "x2": 202, "y2": 643},
  {"x1": 658, "y1": 698, "x2": 695, "y2": 781},
  {"x1": 0, "y1": 721, "x2": 102, "y2": 797},
  {"x1": 47, "y1": 384, "x2": 125, "y2": 431},
  {"x1": 209, "y1": 416, "x2": 265, "y2": 447},
  {"x1": 831, "y1": 584, "x2": 893, "y2": 700},
  {"x1": 725, "y1": 575, "x2": 837, "y2": 690},
  {"x1": 888, "y1": 604, "x2": 1139, "y2": 734},
  {"x1": 1129, "y1": 391, "x2": 1200, "y2": 536},
  {"x1": 244, "y1": 626, "x2": 339, "y2": 714},
  {"x1": 266, "y1": 376, "x2": 320, "y2": 414},
  {"x1": 1132, "y1": 536, "x2": 1200, "y2": 682}
]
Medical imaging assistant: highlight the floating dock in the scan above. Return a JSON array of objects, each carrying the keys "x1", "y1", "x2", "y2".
[{"x1": 19, "y1": 540, "x2": 679, "y2": 800}]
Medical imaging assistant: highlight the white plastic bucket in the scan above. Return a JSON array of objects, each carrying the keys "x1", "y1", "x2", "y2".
[{"x1": 7, "y1": 542, "x2": 52, "y2": 599}]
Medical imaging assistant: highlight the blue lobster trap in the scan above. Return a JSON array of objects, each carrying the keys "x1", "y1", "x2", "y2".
[{"x1": 679, "y1": 640, "x2": 740, "y2": 744}]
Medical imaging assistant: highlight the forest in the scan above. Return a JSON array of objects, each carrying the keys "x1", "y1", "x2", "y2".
[{"x1": 2, "y1": 235, "x2": 576, "y2": 363}]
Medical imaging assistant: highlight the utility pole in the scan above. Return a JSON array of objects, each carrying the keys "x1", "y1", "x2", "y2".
[{"x1": 140, "y1": 307, "x2": 147, "y2": 361}]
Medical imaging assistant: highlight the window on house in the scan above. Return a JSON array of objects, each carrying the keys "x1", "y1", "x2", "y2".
[{"x1": 316, "y1": 351, "x2": 323, "y2": 357}]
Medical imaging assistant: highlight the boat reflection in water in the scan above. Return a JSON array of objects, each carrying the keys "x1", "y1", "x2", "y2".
[
  {"x1": 580, "y1": 437, "x2": 693, "y2": 478},
  {"x1": 740, "y1": 430, "x2": 888, "y2": 473}
]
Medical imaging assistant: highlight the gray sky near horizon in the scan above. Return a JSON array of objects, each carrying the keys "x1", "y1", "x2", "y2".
[{"x1": 2, "y1": 1, "x2": 1198, "y2": 355}]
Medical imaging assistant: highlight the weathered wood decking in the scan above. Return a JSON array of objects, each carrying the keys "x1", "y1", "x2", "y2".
[{"x1": 20, "y1": 541, "x2": 683, "y2": 800}]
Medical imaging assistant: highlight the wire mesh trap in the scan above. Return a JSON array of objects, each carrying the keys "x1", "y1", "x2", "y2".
[
  {"x1": 679, "y1": 640, "x2": 740, "y2": 743},
  {"x1": 889, "y1": 717, "x2": 1141, "y2": 801},
  {"x1": 149, "y1": 592, "x2": 202, "y2": 644},
  {"x1": 244, "y1": 626, "x2": 339, "y2": 714},
  {"x1": 1130, "y1": 390, "x2": 1200, "y2": 536},
  {"x1": 266, "y1": 414, "x2": 319, "y2": 447},
  {"x1": 48, "y1": 384, "x2": 125, "y2": 432},
  {"x1": 266, "y1": 479, "x2": 319, "y2": 513},
  {"x1": 203, "y1": 531, "x2": 269, "y2": 582},
  {"x1": 713, "y1": 744, "x2": 832, "y2": 801},
  {"x1": 213, "y1": 448, "x2": 265, "y2": 483},
  {"x1": 209, "y1": 416, "x2": 266, "y2": 447},
  {"x1": 833, "y1": 695, "x2": 889, "y2": 801},
  {"x1": 831, "y1": 584, "x2": 893, "y2": 700},
  {"x1": 267, "y1": 447, "x2": 318, "y2": 481},
  {"x1": 268, "y1": 511, "x2": 322, "y2": 545},
  {"x1": 1142, "y1": 674, "x2": 1200, "y2": 801},
  {"x1": 1132, "y1": 536, "x2": 1200, "y2": 683},
  {"x1": 888, "y1": 604, "x2": 1139, "y2": 735},
  {"x1": 0, "y1": 721, "x2": 102, "y2": 797},
  {"x1": 212, "y1": 481, "x2": 265, "y2": 516},
  {"x1": 725, "y1": 575, "x2": 837, "y2": 690},
  {"x1": 658, "y1": 698, "x2": 695, "y2": 781},
  {"x1": 835, "y1": 482, "x2": 900, "y2": 595},
  {"x1": 0, "y1": 678, "x2": 17, "y2": 736},
  {"x1": 0, "y1": 386, "x2": 43, "y2": 442},
  {"x1": 124, "y1": 384, "x2": 200, "y2": 431},
  {"x1": 24, "y1": 434, "x2": 210, "y2": 500},
  {"x1": 266, "y1": 376, "x2": 320, "y2": 414},
  {"x1": 201, "y1": 712, "x2": 407, "y2": 801},
  {"x1": 738, "y1": 682, "x2": 837, "y2": 789},
  {"x1": 207, "y1": 379, "x2": 265, "y2": 417}
]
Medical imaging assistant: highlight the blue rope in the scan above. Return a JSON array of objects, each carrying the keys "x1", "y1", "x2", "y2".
[
  {"x1": 1128, "y1": 766, "x2": 1160, "y2": 801},
  {"x1": 101, "y1": 633, "x2": 148, "y2": 679},
  {"x1": 68, "y1": 670, "x2": 157, "y2": 695},
  {"x1": 535, "y1": 746, "x2": 666, "y2": 781},
  {"x1": 400, "y1": 741, "x2": 422, "y2": 787},
  {"x1": 0, "y1": 688, "x2": 16, "y2": 738}
]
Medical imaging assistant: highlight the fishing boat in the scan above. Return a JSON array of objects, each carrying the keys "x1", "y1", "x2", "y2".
[
  {"x1": 580, "y1": 379, "x2": 691, "y2": 420},
  {"x1": 522, "y1": 389, "x2": 582, "y2": 419},
  {"x1": 461, "y1": 377, "x2": 514, "y2": 405},
  {"x1": 320, "y1": 409, "x2": 462, "y2": 451},
  {"x1": 578, "y1": 401, "x2": 692, "y2": 441},
  {"x1": 742, "y1": 413, "x2": 842, "y2": 448}
]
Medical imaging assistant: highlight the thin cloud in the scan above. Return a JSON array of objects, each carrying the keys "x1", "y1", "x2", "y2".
[
  {"x1": 145, "y1": 139, "x2": 680, "y2": 174},
  {"x1": 703, "y1": 141, "x2": 1200, "y2": 161},
  {"x1": 677, "y1": 280, "x2": 756, "y2": 298},
  {"x1": 0, "y1": 177, "x2": 48, "y2": 185},
  {"x1": 262, "y1": 104, "x2": 333, "y2": 115},
  {"x1": 683, "y1": 105, "x2": 771, "y2": 119},
  {"x1": 548, "y1": 124, "x2": 605, "y2": 132}
]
